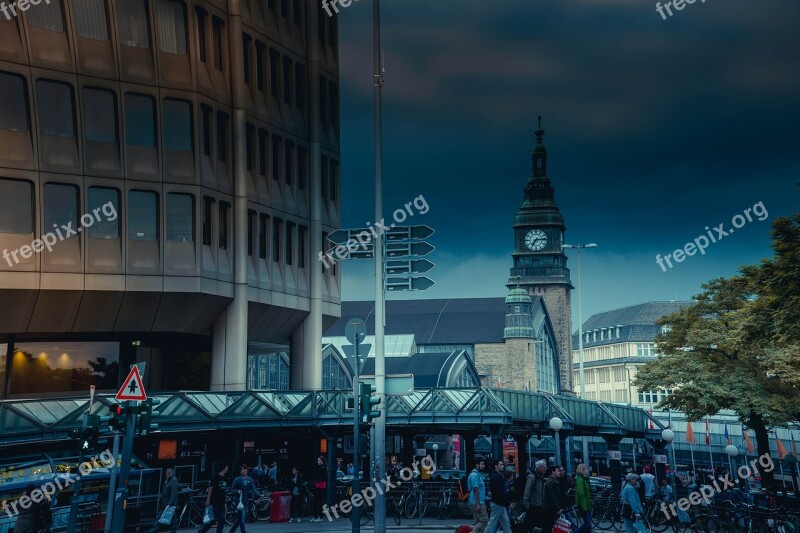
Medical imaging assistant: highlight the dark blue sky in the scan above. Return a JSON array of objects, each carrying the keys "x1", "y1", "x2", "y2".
[{"x1": 335, "y1": 0, "x2": 800, "y2": 325}]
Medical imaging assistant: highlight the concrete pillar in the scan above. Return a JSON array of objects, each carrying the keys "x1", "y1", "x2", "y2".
[
  {"x1": 326, "y1": 435, "x2": 336, "y2": 506},
  {"x1": 604, "y1": 436, "x2": 624, "y2": 493},
  {"x1": 491, "y1": 430, "x2": 504, "y2": 461},
  {"x1": 462, "y1": 432, "x2": 476, "y2": 471},
  {"x1": 210, "y1": 293, "x2": 248, "y2": 391},
  {"x1": 292, "y1": 0, "x2": 325, "y2": 391},
  {"x1": 516, "y1": 433, "x2": 530, "y2": 474}
]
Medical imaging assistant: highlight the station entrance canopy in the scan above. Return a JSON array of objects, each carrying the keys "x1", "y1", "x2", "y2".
[{"x1": 0, "y1": 388, "x2": 666, "y2": 447}]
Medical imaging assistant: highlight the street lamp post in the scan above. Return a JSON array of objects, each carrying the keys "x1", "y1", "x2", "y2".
[
  {"x1": 551, "y1": 416, "x2": 563, "y2": 466},
  {"x1": 662, "y1": 428, "x2": 677, "y2": 497},
  {"x1": 432, "y1": 443, "x2": 439, "y2": 470},
  {"x1": 562, "y1": 242, "x2": 597, "y2": 467}
]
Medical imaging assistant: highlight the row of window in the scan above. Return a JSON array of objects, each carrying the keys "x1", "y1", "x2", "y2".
[
  {"x1": 638, "y1": 389, "x2": 672, "y2": 405},
  {"x1": 10, "y1": 0, "x2": 328, "y2": 54},
  {"x1": 0, "y1": 72, "x2": 340, "y2": 200},
  {"x1": 0, "y1": 178, "x2": 310, "y2": 267}
]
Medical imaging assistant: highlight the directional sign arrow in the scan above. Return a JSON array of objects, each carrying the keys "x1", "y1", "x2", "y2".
[
  {"x1": 385, "y1": 241, "x2": 435, "y2": 258},
  {"x1": 385, "y1": 258, "x2": 435, "y2": 275},
  {"x1": 327, "y1": 228, "x2": 374, "y2": 245},
  {"x1": 409, "y1": 276, "x2": 435, "y2": 290},
  {"x1": 385, "y1": 225, "x2": 435, "y2": 241}
]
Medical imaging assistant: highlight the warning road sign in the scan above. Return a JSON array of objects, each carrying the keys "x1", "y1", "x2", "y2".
[{"x1": 116, "y1": 366, "x2": 147, "y2": 401}]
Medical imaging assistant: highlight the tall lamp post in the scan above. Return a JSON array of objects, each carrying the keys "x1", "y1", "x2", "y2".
[
  {"x1": 562, "y1": 242, "x2": 598, "y2": 467},
  {"x1": 432, "y1": 443, "x2": 439, "y2": 470},
  {"x1": 662, "y1": 428, "x2": 677, "y2": 496},
  {"x1": 551, "y1": 416, "x2": 563, "y2": 466}
]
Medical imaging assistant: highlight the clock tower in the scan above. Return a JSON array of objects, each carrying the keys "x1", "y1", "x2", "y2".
[{"x1": 507, "y1": 117, "x2": 574, "y2": 393}]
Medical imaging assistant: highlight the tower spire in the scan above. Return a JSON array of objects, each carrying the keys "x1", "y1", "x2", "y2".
[{"x1": 532, "y1": 115, "x2": 547, "y2": 177}]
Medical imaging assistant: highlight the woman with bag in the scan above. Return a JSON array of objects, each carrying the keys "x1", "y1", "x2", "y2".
[
  {"x1": 309, "y1": 456, "x2": 327, "y2": 522},
  {"x1": 620, "y1": 474, "x2": 645, "y2": 533},
  {"x1": 574, "y1": 464, "x2": 592, "y2": 533},
  {"x1": 200, "y1": 464, "x2": 229, "y2": 533}
]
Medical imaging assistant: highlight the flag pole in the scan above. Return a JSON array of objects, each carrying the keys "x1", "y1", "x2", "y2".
[{"x1": 690, "y1": 443, "x2": 696, "y2": 480}]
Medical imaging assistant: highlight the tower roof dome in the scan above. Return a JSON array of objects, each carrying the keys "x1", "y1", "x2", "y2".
[{"x1": 505, "y1": 287, "x2": 532, "y2": 304}]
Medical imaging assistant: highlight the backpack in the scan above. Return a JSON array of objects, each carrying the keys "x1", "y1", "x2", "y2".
[{"x1": 457, "y1": 474, "x2": 470, "y2": 501}]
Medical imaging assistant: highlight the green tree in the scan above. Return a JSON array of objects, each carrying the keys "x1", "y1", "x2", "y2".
[{"x1": 635, "y1": 214, "x2": 800, "y2": 488}]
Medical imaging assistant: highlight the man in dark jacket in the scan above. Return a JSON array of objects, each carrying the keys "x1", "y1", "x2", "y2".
[
  {"x1": 487, "y1": 460, "x2": 511, "y2": 533},
  {"x1": 521, "y1": 460, "x2": 547, "y2": 533},
  {"x1": 148, "y1": 467, "x2": 180, "y2": 532},
  {"x1": 542, "y1": 466, "x2": 563, "y2": 533},
  {"x1": 230, "y1": 464, "x2": 261, "y2": 533}
]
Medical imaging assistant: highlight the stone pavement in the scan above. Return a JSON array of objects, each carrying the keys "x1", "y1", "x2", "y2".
[{"x1": 178, "y1": 517, "x2": 467, "y2": 532}]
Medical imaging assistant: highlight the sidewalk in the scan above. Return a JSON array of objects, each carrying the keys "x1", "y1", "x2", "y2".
[{"x1": 181, "y1": 517, "x2": 468, "y2": 532}]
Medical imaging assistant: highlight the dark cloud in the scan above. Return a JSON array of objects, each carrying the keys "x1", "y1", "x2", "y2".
[{"x1": 337, "y1": 0, "x2": 800, "y2": 322}]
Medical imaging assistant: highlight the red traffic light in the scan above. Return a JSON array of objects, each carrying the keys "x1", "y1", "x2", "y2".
[{"x1": 112, "y1": 404, "x2": 124, "y2": 416}]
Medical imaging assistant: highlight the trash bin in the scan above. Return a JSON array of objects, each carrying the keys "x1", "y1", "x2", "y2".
[{"x1": 271, "y1": 491, "x2": 292, "y2": 523}]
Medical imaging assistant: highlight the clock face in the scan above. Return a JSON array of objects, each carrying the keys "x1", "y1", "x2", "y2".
[{"x1": 525, "y1": 229, "x2": 547, "y2": 251}]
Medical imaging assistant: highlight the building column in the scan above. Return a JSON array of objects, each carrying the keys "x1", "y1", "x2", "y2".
[
  {"x1": 292, "y1": 0, "x2": 324, "y2": 391},
  {"x1": 490, "y1": 427, "x2": 506, "y2": 461},
  {"x1": 516, "y1": 433, "x2": 531, "y2": 474},
  {"x1": 211, "y1": 1, "x2": 248, "y2": 392},
  {"x1": 462, "y1": 432, "x2": 477, "y2": 471},
  {"x1": 604, "y1": 436, "x2": 624, "y2": 493}
]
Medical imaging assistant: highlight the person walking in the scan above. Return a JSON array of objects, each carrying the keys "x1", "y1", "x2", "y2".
[
  {"x1": 575, "y1": 463, "x2": 593, "y2": 533},
  {"x1": 487, "y1": 460, "x2": 512, "y2": 533},
  {"x1": 543, "y1": 466, "x2": 563, "y2": 533},
  {"x1": 12, "y1": 484, "x2": 51, "y2": 533},
  {"x1": 199, "y1": 464, "x2": 229, "y2": 533},
  {"x1": 467, "y1": 459, "x2": 489, "y2": 533},
  {"x1": 230, "y1": 464, "x2": 261, "y2": 533},
  {"x1": 309, "y1": 456, "x2": 327, "y2": 522},
  {"x1": 289, "y1": 466, "x2": 304, "y2": 522},
  {"x1": 640, "y1": 466, "x2": 656, "y2": 500},
  {"x1": 620, "y1": 473, "x2": 645, "y2": 533},
  {"x1": 521, "y1": 459, "x2": 547, "y2": 533},
  {"x1": 148, "y1": 467, "x2": 179, "y2": 532}
]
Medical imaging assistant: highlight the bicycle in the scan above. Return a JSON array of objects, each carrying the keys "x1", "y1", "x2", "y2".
[
  {"x1": 436, "y1": 483, "x2": 470, "y2": 520},
  {"x1": 224, "y1": 489, "x2": 273, "y2": 525},
  {"x1": 176, "y1": 488, "x2": 208, "y2": 528},
  {"x1": 404, "y1": 481, "x2": 429, "y2": 519}
]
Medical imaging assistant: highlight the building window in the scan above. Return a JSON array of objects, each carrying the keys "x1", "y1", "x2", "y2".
[
  {"x1": 74, "y1": 0, "x2": 108, "y2": 40},
  {"x1": 298, "y1": 225, "x2": 307, "y2": 268},
  {"x1": 218, "y1": 202, "x2": 229, "y2": 249},
  {"x1": 162, "y1": 99, "x2": 192, "y2": 151},
  {"x1": 271, "y1": 135, "x2": 282, "y2": 180},
  {"x1": 323, "y1": 353, "x2": 350, "y2": 390},
  {"x1": 195, "y1": 7, "x2": 207, "y2": 62},
  {"x1": 128, "y1": 191, "x2": 158, "y2": 241},
  {"x1": 37, "y1": 80, "x2": 74, "y2": 138},
  {"x1": 245, "y1": 123, "x2": 255, "y2": 171},
  {"x1": 242, "y1": 33, "x2": 251, "y2": 84},
  {"x1": 272, "y1": 217, "x2": 282, "y2": 262},
  {"x1": 258, "y1": 214, "x2": 268, "y2": 259},
  {"x1": 282, "y1": 57, "x2": 293, "y2": 105},
  {"x1": 258, "y1": 129, "x2": 268, "y2": 177},
  {"x1": 292, "y1": 0, "x2": 300, "y2": 25},
  {"x1": 166, "y1": 193, "x2": 194, "y2": 243},
  {"x1": 200, "y1": 104, "x2": 212, "y2": 156},
  {"x1": 202, "y1": 196, "x2": 213, "y2": 245},
  {"x1": 317, "y1": 2, "x2": 325, "y2": 44},
  {"x1": 0, "y1": 179, "x2": 33, "y2": 234},
  {"x1": 637, "y1": 343, "x2": 655, "y2": 357},
  {"x1": 280, "y1": 0, "x2": 287, "y2": 18},
  {"x1": 216, "y1": 111, "x2": 228, "y2": 162},
  {"x1": 285, "y1": 141, "x2": 294, "y2": 186},
  {"x1": 116, "y1": 0, "x2": 149, "y2": 48},
  {"x1": 156, "y1": 0, "x2": 187, "y2": 54},
  {"x1": 295, "y1": 63, "x2": 306, "y2": 111},
  {"x1": 247, "y1": 352, "x2": 289, "y2": 391},
  {"x1": 87, "y1": 187, "x2": 119, "y2": 239},
  {"x1": 269, "y1": 48, "x2": 279, "y2": 99},
  {"x1": 0, "y1": 73, "x2": 29, "y2": 133},
  {"x1": 319, "y1": 76, "x2": 327, "y2": 125},
  {"x1": 255, "y1": 41, "x2": 265, "y2": 92},
  {"x1": 247, "y1": 210, "x2": 255, "y2": 256},
  {"x1": 297, "y1": 145, "x2": 307, "y2": 190},
  {"x1": 83, "y1": 88, "x2": 117, "y2": 144},
  {"x1": 321, "y1": 155, "x2": 328, "y2": 199},
  {"x1": 330, "y1": 159, "x2": 338, "y2": 202},
  {"x1": 661, "y1": 325, "x2": 672, "y2": 334},
  {"x1": 125, "y1": 94, "x2": 156, "y2": 147},
  {"x1": 212, "y1": 16, "x2": 224, "y2": 70},
  {"x1": 27, "y1": 0, "x2": 63, "y2": 32},
  {"x1": 285, "y1": 222, "x2": 294, "y2": 266},
  {"x1": 43, "y1": 184, "x2": 78, "y2": 236},
  {"x1": 329, "y1": 81, "x2": 338, "y2": 128}
]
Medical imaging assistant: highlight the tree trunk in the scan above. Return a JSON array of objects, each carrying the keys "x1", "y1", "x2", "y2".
[{"x1": 750, "y1": 413, "x2": 776, "y2": 489}]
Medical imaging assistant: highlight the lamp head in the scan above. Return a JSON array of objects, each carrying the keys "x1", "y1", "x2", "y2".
[{"x1": 549, "y1": 416, "x2": 563, "y2": 431}]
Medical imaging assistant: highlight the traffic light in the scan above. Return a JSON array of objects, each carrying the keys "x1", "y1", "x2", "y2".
[
  {"x1": 109, "y1": 404, "x2": 126, "y2": 433},
  {"x1": 359, "y1": 383, "x2": 381, "y2": 424},
  {"x1": 139, "y1": 397, "x2": 160, "y2": 435}
]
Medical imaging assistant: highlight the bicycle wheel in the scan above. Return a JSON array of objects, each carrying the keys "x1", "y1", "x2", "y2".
[
  {"x1": 390, "y1": 498, "x2": 403, "y2": 525},
  {"x1": 648, "y1": 504, "x2": 671, "y2": 532},
  {"x1": 189, "y1": 504, "x2": 206, "y2": 528},
  {"x1": 420, "y1": 495, "x2": 428, "y2": 518},
  {"x1": 360, "y1": 504, "x2": 374, "y2": 526},
  {"x1": 225, "y1": 498, "x2": 239, "y2": 526},
  {"x1": 254, "y1": 498, "x2": 272, "y2": 521},
  {"x1": 404, "y1": 493, "x2": 418, "y2": 518},
  {"x1": 438, "y1": 495, "x2": 451, "y2": 520}
]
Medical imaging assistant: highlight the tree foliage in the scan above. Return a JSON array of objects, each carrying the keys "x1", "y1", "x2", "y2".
[{"x1": 635, "y1": 213, "x2": 800, "y2": 487}]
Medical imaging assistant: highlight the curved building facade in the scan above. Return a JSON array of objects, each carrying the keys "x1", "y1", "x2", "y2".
[{"x1": 0, "y1": 0, "x2": 341, "y2": 398}]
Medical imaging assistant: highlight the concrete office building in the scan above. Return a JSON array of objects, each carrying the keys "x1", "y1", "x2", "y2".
[{"x1": 0, "y1": 0, "x2": 341, "y2": 398}]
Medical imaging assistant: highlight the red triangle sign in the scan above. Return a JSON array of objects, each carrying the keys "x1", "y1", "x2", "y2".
[{"x1": 116, "y1": 366, "x2": 147, "y2": 401}]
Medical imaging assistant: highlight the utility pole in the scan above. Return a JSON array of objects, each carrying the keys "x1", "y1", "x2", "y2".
[
  {"x1": 372, "y1": 0, "x2": 387, "y2": 532},
  {"x1": 351, "y1": 335, "x2": 362, "y2": 533},
  {"x1": 110, "y1": 401, "x2": 137, "y2": 533}
]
